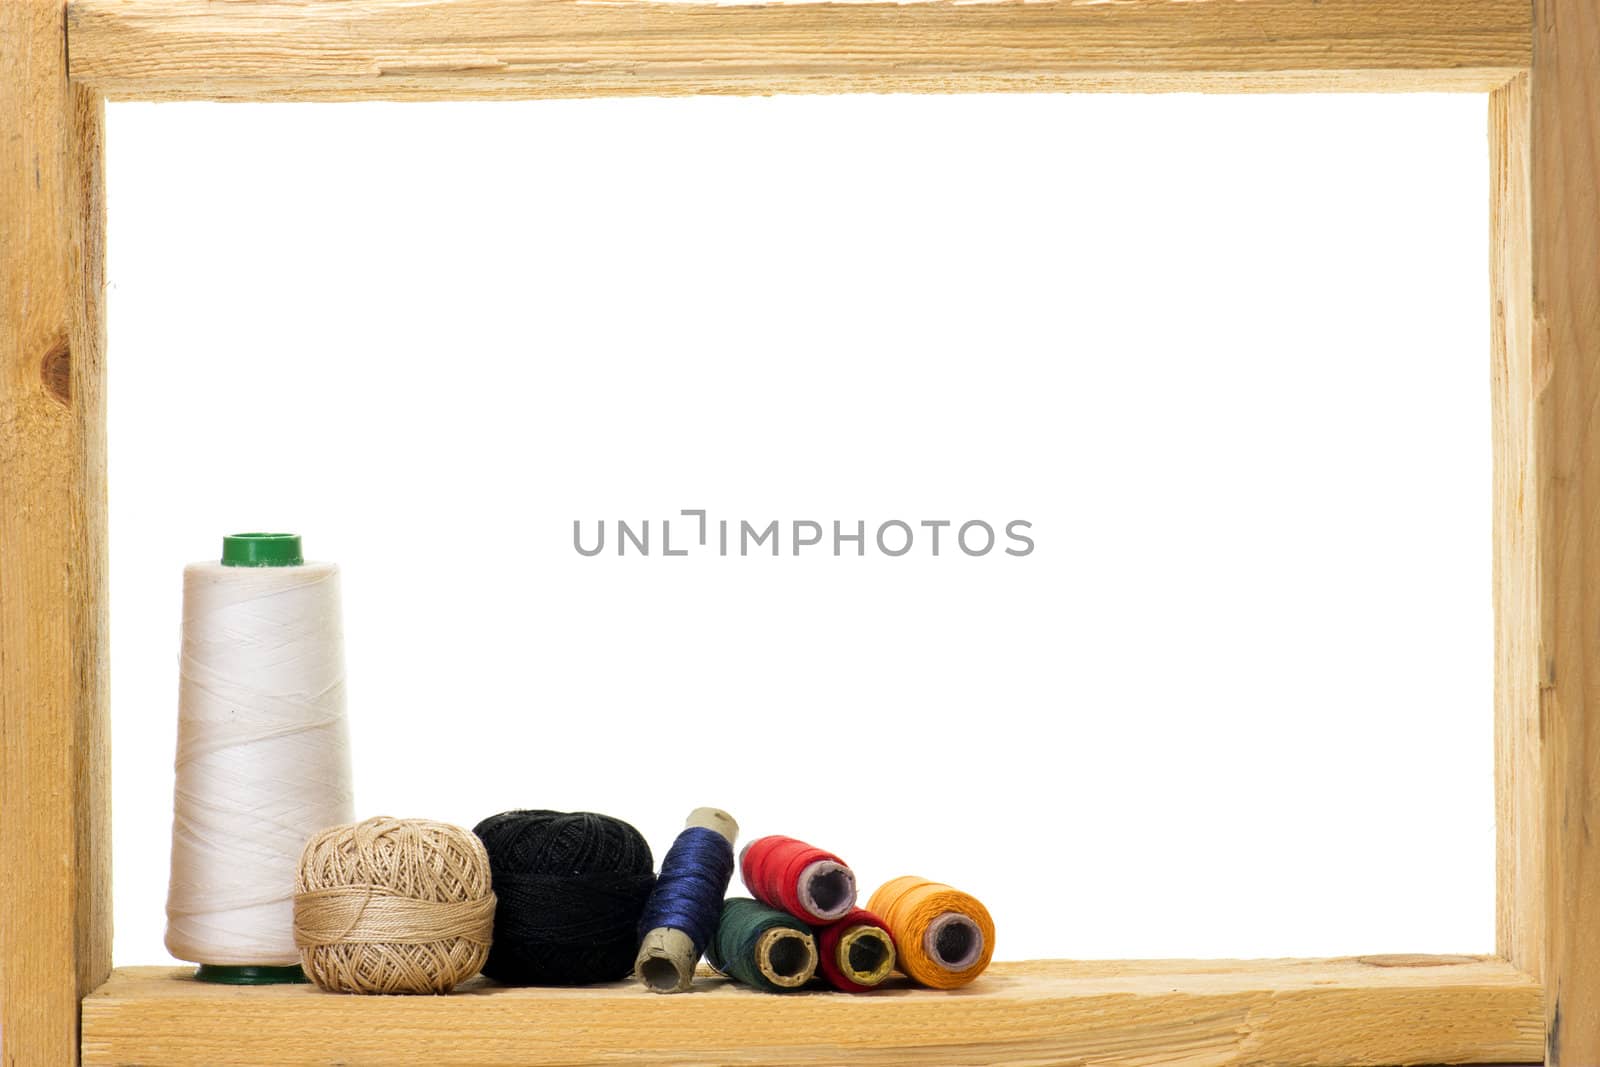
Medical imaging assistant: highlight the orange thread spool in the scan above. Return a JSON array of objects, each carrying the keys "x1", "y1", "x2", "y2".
[{"x1": 866, "y1": 876, "x2": 994, "y2": 989}]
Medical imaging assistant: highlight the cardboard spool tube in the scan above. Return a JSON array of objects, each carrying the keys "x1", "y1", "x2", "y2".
[
  {"x1": 925, "y1": 910, "x2": 985, "y2": 972},
  {"x1": 635, "y1": 807, "x2": 739, "y2": 994},
  {"x1": 754, "y1": 926, "x2": 818, "y2": 989},
  {"x1": 795, "y1": 858, "x2": 855, "y2": 921},
  {"x1": 835, "y1": 922, "x2": 896, "y2": 987}
]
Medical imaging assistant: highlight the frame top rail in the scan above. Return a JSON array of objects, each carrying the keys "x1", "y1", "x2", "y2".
[{"x1": 68, "y1": 0, "x2": 1531, "y2": 100}]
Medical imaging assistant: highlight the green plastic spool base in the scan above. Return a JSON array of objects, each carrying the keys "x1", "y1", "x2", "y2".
[
  {"x1": 222, "y1": 532, "x2": 303, "y2": 567},
  {"x1": 193, "y1": 964, "x2": 309, "y2": 985}
]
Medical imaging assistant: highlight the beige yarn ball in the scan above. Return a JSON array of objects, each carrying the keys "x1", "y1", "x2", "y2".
[{"x1": 294, "y1": 816, "x2": 496, "y2": 994}]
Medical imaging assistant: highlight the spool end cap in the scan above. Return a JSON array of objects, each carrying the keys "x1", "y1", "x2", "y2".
[
  {"x1": 193, "y1": 964, "x2": 309, "y2": 985},
  {"x1": 222, "y1": 533, "x2": 303, "y2": 567}
]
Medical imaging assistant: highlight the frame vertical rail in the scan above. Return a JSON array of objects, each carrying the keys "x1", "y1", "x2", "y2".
[
  {"x1": 1528, "y1": 0, "x2": 1600, "y2": 1061},
  {"x1": 0, "y1": 1, "x2": 110, "y2": 1064},
  {"x1": 1491, "y1": 71, "x2": 1542, "y2": 986}
]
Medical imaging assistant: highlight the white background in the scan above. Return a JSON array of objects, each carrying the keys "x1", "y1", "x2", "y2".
[{"x1": 107, "y1": 94, "x2": 1491, "y2": 966}]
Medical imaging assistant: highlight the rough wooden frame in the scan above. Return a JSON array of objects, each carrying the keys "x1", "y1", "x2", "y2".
[{"x1": 0, "y1": 0, "x2": 1591, "y2": 1063}]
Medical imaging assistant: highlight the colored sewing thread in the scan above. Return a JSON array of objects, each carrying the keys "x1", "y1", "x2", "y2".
[
  {"x1": 474, "y1": 810, "x2": 656, "y2": 986},
  {"x1": 815, "y1": 908, "x2": 896, "y2": 992},
  {"x1": 867, "y1": 876, "x2": 995, "y2": 989},
  {"x1": 740, "y1": 835, "x2": 856, "y2": 923},
  {"x1": 634, "y1": 807, "x2": 739, "y2": 993},
  {"x1": 706, "y1": 897, "x2": 818, "y2": 992}
]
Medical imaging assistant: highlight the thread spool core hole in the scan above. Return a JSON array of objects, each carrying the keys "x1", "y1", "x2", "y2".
[
  {"x1": 638, "y1": 955, "x2": 685, "y2": 992},
  {"x1": 753, "y1": 926, "x2": 815, "y2": 988},
  {"x1": 925, "y1": 913, "x2": 984, "y2": 971},
  {"x1": 849, "y1": 937, "x2": 888, "y2": 974},
  {"x1": 798, "y1": 860, "x2": 856, "y2": 921},
  {"x1": 841, "y1": 927, "x2": 894, "y2": 985},
  {"x1": 767, "y1": 933, "x2": 811, "y2": 979}
]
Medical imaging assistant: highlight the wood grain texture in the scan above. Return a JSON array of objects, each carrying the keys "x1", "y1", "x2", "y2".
[
  {"x1": 1530, "y1": 0, "x2": 1600, "y2": 1060},
  {"x1": 1492, "y1": 72, "x2": 1542, "y2": 986},
  {"x1": 83, "y1": 958, "x2": 1543, "y2": 1066},
  {"x1": 65, "y1": 0, "x2": 1531, "y2": 101},
  {"x1": 0, "y1": 2, "x2": 110, "y2": 1065}
]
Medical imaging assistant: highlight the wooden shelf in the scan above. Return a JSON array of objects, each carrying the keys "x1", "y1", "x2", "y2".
[{"x1": 82, "y1": 956, "x2": 1542, "y2": 1066}]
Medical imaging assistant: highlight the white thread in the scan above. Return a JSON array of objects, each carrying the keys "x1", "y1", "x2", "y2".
[{"x1": 165, "y1": 560, "x2": 354, "y2": 966}]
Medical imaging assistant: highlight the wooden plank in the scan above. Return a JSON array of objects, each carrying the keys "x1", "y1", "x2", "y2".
[
  {"x1": 83, "y1": 958, "x2": 1543, "y2": 1066},
  {"x1": 68, "y1": 79, "x2": 111, "y2": 1021},
  {"x1": 65, "y1": 0, "x2": 1531, "y2": 101},
  {"x1": 0, "y1": 1, "x2": 111, "y2": 1064},
  {"x1": 1529, "y1": 0, "x2": 1600, "y2": 1061},
  {"x1": 1492, "y1": 73, "x2": 1543, "y2": 985}
]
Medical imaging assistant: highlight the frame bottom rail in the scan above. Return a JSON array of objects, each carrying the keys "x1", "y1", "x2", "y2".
[{"x1": 83, "y1": 956, "x2": 1543, "y2": 1066}]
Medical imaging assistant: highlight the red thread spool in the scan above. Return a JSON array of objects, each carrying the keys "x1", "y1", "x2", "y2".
[
  {"x1": 815, "y1": 908, "x2": 896, "y2": 992},
  {"x1": 739, "y1": 836, "x2": 857, "y2": 923}
]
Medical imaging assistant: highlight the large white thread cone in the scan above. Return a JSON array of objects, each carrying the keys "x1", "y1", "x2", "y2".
[{"x1": 165, "y1": 549, "x2": 354, "y2": 967}]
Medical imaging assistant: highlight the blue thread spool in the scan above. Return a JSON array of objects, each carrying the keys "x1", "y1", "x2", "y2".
[{"x1": 634, "y1": 807, "x2": 738, "y2": 993}]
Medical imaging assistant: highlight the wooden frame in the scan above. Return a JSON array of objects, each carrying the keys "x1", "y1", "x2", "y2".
[{"x1": 0, "y1": 0, "x2": 1591, "y2": 1063}]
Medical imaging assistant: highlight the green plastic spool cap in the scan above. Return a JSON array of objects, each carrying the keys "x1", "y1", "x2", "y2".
[
  {"x1": 193, "y1": 964, "x2": 309, "y2": 986},
  {"x1": 221, "y1": 533, "x2": 303, "y2": 567}
]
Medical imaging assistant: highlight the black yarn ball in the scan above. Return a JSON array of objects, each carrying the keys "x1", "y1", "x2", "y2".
[{"x1": 473, "y1": 810, "x2": 656, "y2": 986}]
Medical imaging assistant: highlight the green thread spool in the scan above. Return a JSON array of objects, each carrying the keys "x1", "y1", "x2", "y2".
[
  {"x1": 188, "y1": 534, "x2": 311, "y2": 986},
  {"x1": 705, "y1": 898, "x2": 818, "y2": 993}
]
